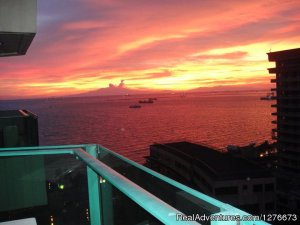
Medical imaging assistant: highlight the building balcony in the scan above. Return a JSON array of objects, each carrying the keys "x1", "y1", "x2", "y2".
[
  {"x1": 268, "y1": 67, "x2": 300, "y2": 73},
  {"x1": 277, "y1": 144, "x2": 300, "y2": 153},
  {"x1": 275, "y1": 87, "x2": 300, "y2": 91},
  {"x1": 268, "y1": 68, "x2": 276, "y2": 74},
  {"x1": 271, "y1": 79, "x2": 277, "y2": 83},
  {"x1": 277, "y1": 136, "x2": 300, "y2": 144},
  {"x1": 277, "y1": 128, "x2": 300, "y2": 136},
  {"x1": 274, "y1": 119, "x2": 300, "y2": 126},
  {"x1": 279, "y1": 153, "x2": 300, "y2": 162},
  {"x1": 0, "y1": 144, "x2": 270, "y2": 225},
  {"x1": 273, "y1": 78, "x2": 300, "y2": 83},
  {"x1": 273, "y1": 104, "x2": 300, "y2": 109},
  {"x1": 277, "y1": 159, "x2": 300, "y2": 171},
  {"x1": 276, "y1": 96, "x2": 300, "y2": 100},
  {"x1": 272, "y1": 111, "x2": 300, "y2": 118}
]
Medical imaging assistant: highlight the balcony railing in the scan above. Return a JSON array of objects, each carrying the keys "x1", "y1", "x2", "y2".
[
  {"x1": 271, "y1": 79, "x2": 277, "y2": 83},
  {"x1": 268, "y1": 65, "x2": 300, "y2": 73},
  {"x1": 0, "y1": 144, "x2": 270, "y2": 225}
]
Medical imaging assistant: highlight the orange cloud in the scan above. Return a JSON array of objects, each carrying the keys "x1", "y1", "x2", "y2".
[{"x1": 1, "y1": 0, "x2": 300, "y2": 99}]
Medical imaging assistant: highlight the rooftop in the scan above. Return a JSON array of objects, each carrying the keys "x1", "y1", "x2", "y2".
[
  {"x1": 151, "y1": 141, "x2": 272, "y2": 180},
  {"x1": 267, "y1": 47, "x2": 300, "y2": 61},
  {"x1": 0, "y1": 110, "x2": 36, "y2": 118}
]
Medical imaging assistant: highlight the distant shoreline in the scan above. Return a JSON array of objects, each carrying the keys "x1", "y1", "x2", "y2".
[{"x1": 0, "y1": 88, "x2": 271, "y2": 101}]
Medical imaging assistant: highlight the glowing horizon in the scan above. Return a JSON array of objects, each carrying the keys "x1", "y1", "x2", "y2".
[{"x1": 1, "y1": 0, "x2": 300, "y2": 99}]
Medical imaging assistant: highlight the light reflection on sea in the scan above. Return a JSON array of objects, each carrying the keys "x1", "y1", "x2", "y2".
[{"x1": 0, "y1": 91, "x2": 275, "y2": 164}]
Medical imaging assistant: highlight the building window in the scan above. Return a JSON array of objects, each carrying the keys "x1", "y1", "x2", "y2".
[
  {"x1": 253, "y1": 184, "x2": 263, "y2": 192},
  {"x1": 265, "y1": 183, "x2": 274, "y2": 192},
  {"x1": 215, "y1": 186, "x2": 238, "y2": 195}
]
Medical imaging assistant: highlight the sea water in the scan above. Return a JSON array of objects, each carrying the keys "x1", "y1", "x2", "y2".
[{"x1": 0, "y1": 91, "x2": 274, "y2": 164}]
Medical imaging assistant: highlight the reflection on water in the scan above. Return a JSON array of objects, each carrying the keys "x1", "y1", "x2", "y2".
[{"x1": 0, "y1": 91, "x2": 274, "y2": 164}]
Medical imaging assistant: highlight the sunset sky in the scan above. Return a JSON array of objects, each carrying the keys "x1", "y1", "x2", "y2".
[{"x1": 1, "y1": 0, "x2": 300, "y2": 99}]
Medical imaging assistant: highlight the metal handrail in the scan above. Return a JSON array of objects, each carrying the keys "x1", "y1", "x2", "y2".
[
  {"x1": 95, "y1": 145, "x2": 271, "y2": 224},
  {"x1": 97, "y1": 144, "x2": 236, "y2": 211},
  {"x1": 0, "y1": 144, "x2": 271, "y2": 225},
  {"x1": 74, "y1": 148, "x2": 200, "y2": 225},
  {"x1": 0, "y1": 145, "x2": 200, "y2": 225}
]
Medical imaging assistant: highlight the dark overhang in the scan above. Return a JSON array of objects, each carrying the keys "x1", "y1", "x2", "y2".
[{"x1": 267, "y1": 48, "x2": 300, "y2": 62}]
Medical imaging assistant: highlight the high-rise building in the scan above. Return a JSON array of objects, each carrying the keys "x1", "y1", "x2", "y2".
[
  {"x1": 0, "y1": 110, "x2": 39, "y2": 147},
  {"x1": 148, "y1": 141, "x2": 276, "y2": 215},
  {"x1": 268, "y1": 48, "x2": 300, "y2": 213}
]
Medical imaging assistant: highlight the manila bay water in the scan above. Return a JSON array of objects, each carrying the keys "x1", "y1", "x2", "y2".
[{"x1": 1, "y1": 90, "x2": 274, "y2": 164}]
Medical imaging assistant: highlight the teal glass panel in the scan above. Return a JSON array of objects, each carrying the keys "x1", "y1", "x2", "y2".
[
  {"x1": 0, "y1": 154, "x2": 91, "y2": 225},
  {"x1": 0, "y1": 145, "x2": 271, "y2": 225},
  {"x1": 99, "y1": 178, "x2": 164, "y2": 225},
  {"x1": 0, "y1": 155, "x2": 47, "y2": 212},
  {"x1": 97, "y1": 147, "x2": 219, "y2": 225},
  {"x1": 96, "y1": 146, "x2": 271, "y2": 225}
]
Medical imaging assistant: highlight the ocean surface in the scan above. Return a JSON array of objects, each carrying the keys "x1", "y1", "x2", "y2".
[{"x1": 0, "y1": 91, "x2": 275, "y2": 164}]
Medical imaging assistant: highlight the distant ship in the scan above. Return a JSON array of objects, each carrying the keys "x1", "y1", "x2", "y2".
[
  {"x1": 129, "y1": 104, "x2": 141, "y2": 108},
  {"x1": 139, "y1": 99, "x2": 154, "y2": 103},
  {"x1": 260, "y1": 92, "x2": 275, "y2": 100}
]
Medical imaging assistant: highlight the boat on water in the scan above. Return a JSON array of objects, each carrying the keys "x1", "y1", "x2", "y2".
[
  {"x1": 260, "y1": 92, "x2": 275, "y2": 100},
  {"x1": 129, "y1": 104, "x2": 141, "y2": 108},
  {"x1": 139, "y1": 99, "x2": 154, "y2": 103}
]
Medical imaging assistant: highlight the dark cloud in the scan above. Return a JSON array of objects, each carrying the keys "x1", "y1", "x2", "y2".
[
  {"x1": 108, "y1": 80, "x2": 125, "y2": 88},
  {"x1": 118, "y1": 80, "x2": 125, "y2": 87}
]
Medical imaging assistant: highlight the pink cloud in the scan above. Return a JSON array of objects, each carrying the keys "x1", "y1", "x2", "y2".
[
  {"x1": 1, "y1": 0, "x2": 299, "y2": 98},
  {"x1": 62, "y1": 21, "x2": 108, "y2": 30}
]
